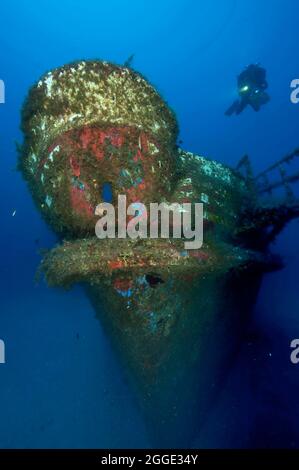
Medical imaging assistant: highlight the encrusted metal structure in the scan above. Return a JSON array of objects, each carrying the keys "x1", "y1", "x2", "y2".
[{"x1": 19, "y1": 60, "x2": 299, "y2": 446}]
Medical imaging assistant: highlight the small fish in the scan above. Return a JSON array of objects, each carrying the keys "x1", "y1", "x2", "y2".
[
  {"x1": 124, "y1": 54, "x2": 135, "y2": 68},
  {"x1": 12, "y1": 210, "x2": 16, "y2": 217}
]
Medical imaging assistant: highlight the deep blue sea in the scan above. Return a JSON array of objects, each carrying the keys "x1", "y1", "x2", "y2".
[{"x1": 0, "y1": 0, "x2": 299, "y2": 448}]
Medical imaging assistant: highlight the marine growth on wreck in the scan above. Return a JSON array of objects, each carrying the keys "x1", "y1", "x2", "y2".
[{"x1": 19, "y1": 60, "x2": 299, "y2": 446}]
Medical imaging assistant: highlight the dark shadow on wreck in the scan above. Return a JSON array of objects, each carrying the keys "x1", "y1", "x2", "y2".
[{"x1": 87, "y1": 267, "x2": 263, "y2": 448}]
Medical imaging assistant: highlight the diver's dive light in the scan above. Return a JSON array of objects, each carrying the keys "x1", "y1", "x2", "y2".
[{"x1": 240, "y1": 85, "x2": 249, "y2": 93}]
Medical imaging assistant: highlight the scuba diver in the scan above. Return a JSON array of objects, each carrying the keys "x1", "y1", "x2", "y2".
[{"x1": 225, "y1": 63, "x2": 270, "y2": 116}]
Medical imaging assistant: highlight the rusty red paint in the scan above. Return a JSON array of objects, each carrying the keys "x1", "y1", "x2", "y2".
[
  {"x1": 113, "y1": 278, "x2": 133, "y2": 291},
  {"x1": 133, "y1": 149, "x2": 143, "y2": 162},
  {"x1": 70, "y1": 186, "x2": 93, "y2": 218},
  {"x1": 39, "y1": 125, "x2": 165, "y2": 213},
  {"x1": 189, "y1": 251, "x2": 209, "y2": 261},
  {"x1": 80, "y1": 127, "x2": 94, "y2": 149},
  {"x1": 126, "y1": 188, "x2": 140, "y2": 202},
  {"x1": 91, "y1": 143, "x2": 104, "y2": 160},
  {"x1": 47, "y1": 142, "x2": 57, "y2": 154},
  {"x1": 108, "y1": 260, "x2": 124, "y2": 270},
  {"x1": 109, "y1": 130, "x2": 124, "y2": 147},
  {"x1": 69, "y1": 155, "x2": 81, "y2": 177},
  {"x1": 137, "y1": 181, "x2": 146, "y2": 191}
]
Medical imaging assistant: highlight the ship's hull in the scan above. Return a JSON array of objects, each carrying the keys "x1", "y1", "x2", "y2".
[{"x1": 86, "y1": 269, "x2": 261, "y2": 447}]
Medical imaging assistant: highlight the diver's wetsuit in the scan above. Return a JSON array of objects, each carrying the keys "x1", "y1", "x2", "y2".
[{"x1": 225, "y1": 64, "x2": 270, "y2": 116}]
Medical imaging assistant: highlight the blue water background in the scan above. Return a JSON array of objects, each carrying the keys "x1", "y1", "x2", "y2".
[{"x1": 0, "y1": 0, "x2": 299, "y2": 448}]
